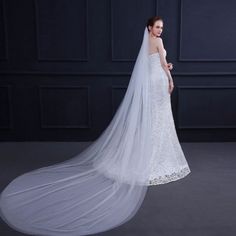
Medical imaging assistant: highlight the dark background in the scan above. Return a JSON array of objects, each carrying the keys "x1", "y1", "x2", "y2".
[{"x1": 1, "y1": 0, "x2": 236, "y2": 142}]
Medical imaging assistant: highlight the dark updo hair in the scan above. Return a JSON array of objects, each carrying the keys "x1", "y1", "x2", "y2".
[{"x1": 146, "y1": 16, "x2": 163, "y2": 32}]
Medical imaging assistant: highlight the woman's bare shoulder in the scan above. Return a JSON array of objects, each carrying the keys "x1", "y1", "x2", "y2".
[
  {"x1": 155, "y1": 37, "x2": 163, "y2": 43},
  {"x1": 155, "y1": 37, "x2": 164, "y2": 47}
]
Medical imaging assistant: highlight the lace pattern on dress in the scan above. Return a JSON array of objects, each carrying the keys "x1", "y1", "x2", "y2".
[
  {"x1": 147, "y1": 53, "x2": 191, "y2": 186},
  {"x1": 148, "y1": 166, "x2": 191, "y2": 185}
]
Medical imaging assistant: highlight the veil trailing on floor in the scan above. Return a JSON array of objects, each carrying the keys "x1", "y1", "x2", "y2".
[{"x1": 0, "y1": 27, "x2": 154, "y2": 236}]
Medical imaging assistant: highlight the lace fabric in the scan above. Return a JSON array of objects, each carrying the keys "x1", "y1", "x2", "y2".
[
  {"x1": 149, "y1": 166, "x2": 191, "y2": 185},
  {"x1": 148, "y1": 53, "x2": 190, "y2": 185}
]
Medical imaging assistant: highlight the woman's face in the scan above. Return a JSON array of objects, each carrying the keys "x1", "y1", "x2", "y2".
[{"x1": 149, "y1": 20, "x2": 163, "y2": 37}]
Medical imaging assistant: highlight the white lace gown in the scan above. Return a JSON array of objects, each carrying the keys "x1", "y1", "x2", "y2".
[{"x1": 148, "y1": 50, "x2": 191, "y2": 185}]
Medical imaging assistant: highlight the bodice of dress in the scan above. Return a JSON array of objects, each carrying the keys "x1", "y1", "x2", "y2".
[
  {"x1": 148, "y1": 50, "x2": 167, "y2": 69},
  {"x1": 149, "y1": 49, "x2": 167, "y2": 57}
]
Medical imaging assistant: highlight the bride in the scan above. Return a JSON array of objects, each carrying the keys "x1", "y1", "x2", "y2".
[{"x1": 0, "y1": 16, "x2": 191, "y2": 236}]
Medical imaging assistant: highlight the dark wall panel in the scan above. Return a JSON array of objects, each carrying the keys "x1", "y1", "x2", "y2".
[
  {"x1": 35, "y1": 0, "x2": 88, "y2": 61},
  {"x1": 0, "y1": 0, "x2": 8, "y2": 61},
  {"x1": 39, "y1": 85, "x2": 91, "y2": 128},
  {"x1": 178, "y1": 86, "x2": 236, "y2": 129},
  {"x1": 179, "y1": 0, "x2": 236, "y2": 61},
  {"x1": 0, "y1": 85, "x2": 12, "y2": 129}
]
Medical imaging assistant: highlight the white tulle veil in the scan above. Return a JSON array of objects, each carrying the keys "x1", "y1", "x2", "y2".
[{"x1": 0, "y1": 27, "x2": 154, "y2": 236}]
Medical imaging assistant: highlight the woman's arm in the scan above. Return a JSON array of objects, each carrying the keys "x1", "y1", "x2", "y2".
[{"x1": 156, "y1": 38, "x2": 173, "y2": 82}]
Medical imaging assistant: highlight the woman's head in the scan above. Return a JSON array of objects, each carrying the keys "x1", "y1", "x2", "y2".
[{"x1": 146, "y1": 16, "x2": 164, "y2": 37}]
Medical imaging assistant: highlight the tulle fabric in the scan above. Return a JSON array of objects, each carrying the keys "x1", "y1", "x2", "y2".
[{"x1": 0, "y1": 27, "x2": 154, "y2": 235}]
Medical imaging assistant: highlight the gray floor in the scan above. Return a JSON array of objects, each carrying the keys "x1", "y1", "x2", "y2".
[{"x1": 0, "y1": 142, "x2": 236, "y2": 236}]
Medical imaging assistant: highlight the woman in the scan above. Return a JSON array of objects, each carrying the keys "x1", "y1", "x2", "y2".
[
  {"x1": 0, "y1": 16, "x2": 191, "y2": 236},
  {"x1": 147, "y1": 16, "x2": 190, "y2": 185},
  {"x1": 148, "y1": 17, "x2": 174, "y2": 93}
]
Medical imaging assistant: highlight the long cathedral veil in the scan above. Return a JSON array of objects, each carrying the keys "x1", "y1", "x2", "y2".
[{"x1": 0, "y1": 27, "x2": 154, "y2": 236}]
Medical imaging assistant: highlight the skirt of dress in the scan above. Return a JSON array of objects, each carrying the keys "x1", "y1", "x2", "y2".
[{"x1": 148, "y1": 53, "x2": 191, "y2": 185}]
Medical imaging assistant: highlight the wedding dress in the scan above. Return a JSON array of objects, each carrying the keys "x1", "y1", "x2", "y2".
[
  {"x1": 148, "y1": 51, "x2": 190, "y2": 185},
  {"x1": 0, "y1": 27, "x2": 191, "y2": 236}
]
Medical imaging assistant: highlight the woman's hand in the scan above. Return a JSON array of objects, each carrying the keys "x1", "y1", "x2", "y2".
[
  {"x1": 167, "y1": 63, "x2": 173, "y2": 70},
  {"x1": 168, "y1": 79, "x2": 174, "y2": 94}
]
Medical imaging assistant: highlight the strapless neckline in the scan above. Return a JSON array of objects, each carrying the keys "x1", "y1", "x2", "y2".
[{"x1": 149, "y1": 52, "x2": 159, "y2": 57}]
